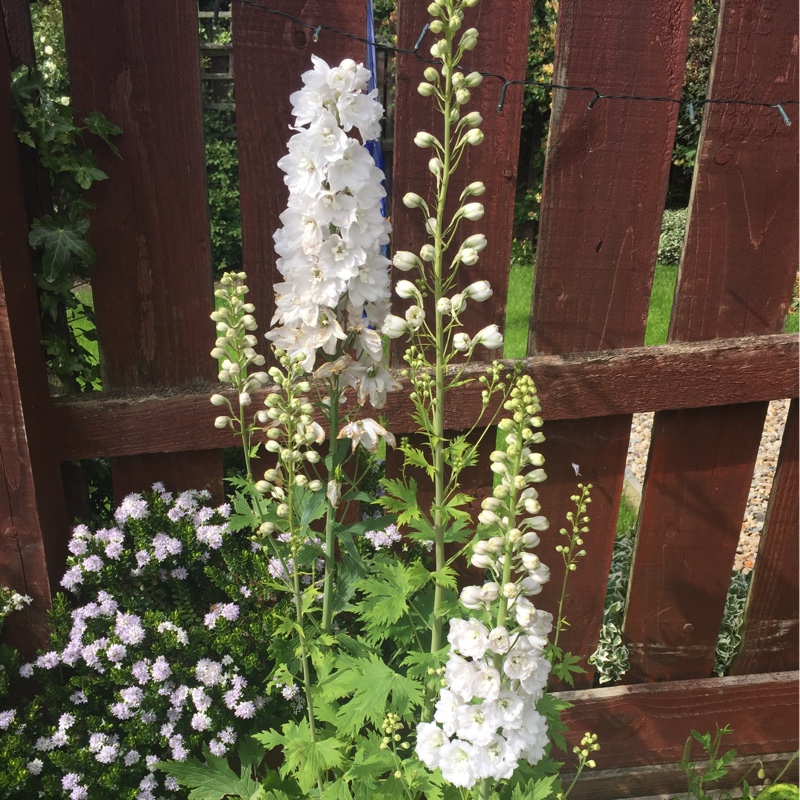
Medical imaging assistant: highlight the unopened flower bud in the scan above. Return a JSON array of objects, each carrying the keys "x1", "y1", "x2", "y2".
[
  {"x1": 461, "y1": 111, "x2": 483, "y2": 128},
  {"x1": 214, "y1": 415, "x2": 230, "y2": 429},
  {"x1": 210, "y1": 394, "x2": 227, "y2": 406},
  {"x1": 474, "y1": 324, "x2": 503, "y2": 349},
  {"x1": 423, "y1": 67, "x2": 439, "y2": 82},
  {"x1": 463, "y1": 233, "x2": 487, "y2": 252},
  {"x1": 210, "y1": 347, "x2": 227, "y2": 359},
  {"x1": 393, "y1": 250, "x2": 420, "y2": 272},
  {"x1": 396, "y1": 280, "x2": 420, "y2": 300},
  {"x1": 464, "y1": 71, "x2": 483, "y2": 88},
  {"x1": 455, "y1": 88, "x2": 471, "y2": 105},
  {"x1": 464, "y1": 128, "x2": 484, "y2": 146},
  {"x1": 463, "y1": 181, "x2": 486, "y2": 197},
  {"x1": 437, "y1": 297, "x2": 452, "y2": 315},
  {"x1": 464, "y1": 280, "x2": 492, "y2": 302},
  {"x1": 459, "y1": 247, "x2": 479, "y2": 266},
  {"x1": 420, "y1": 244, "x2": 435, "y2": 261},
  {"x1": 414, "y1": 131, "x2": 437, "y2": 148},
  {"x1": 382, "y1": 315, "x2": 408, "y2": 339},
  {"x1": 417, "y1": 82, "x2": 436, "y2": 97},
  {"x1": 402, "y1": 192, "x2": 425, "y2": 209},
  {"x1": 461, "y1": 202, "x2": 484, "y2": 221}
]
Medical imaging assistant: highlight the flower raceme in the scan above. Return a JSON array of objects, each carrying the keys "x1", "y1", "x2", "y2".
[{"x1": 268, "y1": 55, "x2": 398, "y2": 413}]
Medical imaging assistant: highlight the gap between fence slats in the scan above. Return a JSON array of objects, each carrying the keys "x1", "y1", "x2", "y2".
[
  {"x1": 0, "y1": 30, "x2": 67, "y2": 651},
  {"x1": 624, "y1": 0, "x2": 800, "y2": 683},
  {"x1": 732, "y1": 397, "x2": 799, "y2": 675}
]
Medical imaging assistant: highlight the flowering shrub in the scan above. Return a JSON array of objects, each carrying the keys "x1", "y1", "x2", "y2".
[{"x1": 1, "y1": 487, "x2": 293, "y2": 800}]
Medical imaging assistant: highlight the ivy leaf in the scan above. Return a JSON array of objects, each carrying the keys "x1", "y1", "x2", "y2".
[
  {"x1": 84, "y1": 110, "x2": 122, "y2": 156},
  {"x1": 29, "y1": 217, "x2": 94, "y2": 282}
]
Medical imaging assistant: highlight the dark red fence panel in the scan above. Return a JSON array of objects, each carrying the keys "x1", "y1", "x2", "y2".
[
  {"x1": 61, "y1": 0, "x2": 222, "y2": 500},
  {"x1": 528, "y1": 0, "x2": 693, "y2": 684},
  {"x1": 624, "y1": 0, "x2": 799, "y2": 682}
]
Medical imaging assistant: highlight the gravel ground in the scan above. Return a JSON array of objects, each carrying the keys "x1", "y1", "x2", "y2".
[{"x1": 623, "y1": 399, "x2": 792, "y2": 573}]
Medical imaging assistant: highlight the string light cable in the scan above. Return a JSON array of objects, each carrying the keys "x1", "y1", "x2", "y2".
[{"x1": 232, "y1": 0, "x2": 796, "y2": 124}]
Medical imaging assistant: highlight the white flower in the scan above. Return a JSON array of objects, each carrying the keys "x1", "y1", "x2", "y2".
[
  {"x1": 456, "y1": 702, "x2": 501, "y2": 746},
  {"x1": 382, "y1": 314, "x2": 408, "y2": 338},
  {"x1": 439, "y1": 739, "x2": 478, "y2": 788},
  {"x1": 337, "y1": 419, "x2": 396, "y2": 453},
  {"x1": 416, "y1": 722, "x2": 448, "y2": 770},
  {"x1": 453, "y1": 332, "x2": 471, "y2": 351},
  {"x1": 473, "y1": 324, "x2": 504, "y2": 349},
  {"x1": 488, "y1": 626, "x2": 510, "y2": 655},
  {"x1": 464, "y1": 280, "x2": 492, "y2": 302},
  {"x1": 448, "y1": 618, "x2": 490, "y2": 660}
]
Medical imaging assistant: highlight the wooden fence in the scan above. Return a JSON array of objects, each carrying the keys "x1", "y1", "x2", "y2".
[{"x1": 0, "y1": 0, "x2": 797, "y2": 796}]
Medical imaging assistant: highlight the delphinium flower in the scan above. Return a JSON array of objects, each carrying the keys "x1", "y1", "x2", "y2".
[
  {"x1": 268, "y1": 55, "x2": 397, "y2": 416},
  {"x1": 416, "y1": 376, "x2": 556, "y2": 788}
]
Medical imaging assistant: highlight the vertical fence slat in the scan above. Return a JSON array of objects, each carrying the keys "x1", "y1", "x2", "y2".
[
  {"x1": 732, "y1": 399, "x2": 799, "y2": 675},
  {"x1": 528, "y1": 0, "x2": 692, "y2": 684},
  {"x1": 232, "y1": 0, "x2": 367, "y2": 349},
  {"x1": 0, "y1": 27, "x2": 69, "y2": 653},
  {"x1": 624, "y1": 0, "x2": 799, "y2": 682},
  {"x1": 61, "y1": 0, "x2": 222, "y2": 500}
]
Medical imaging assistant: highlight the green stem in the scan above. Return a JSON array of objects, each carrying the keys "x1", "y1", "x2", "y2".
[
  {"x1": 429, "y1": 38, "x2": 455, "y2": 663},
  {"x1": 321, "y1": 378, "x2": 340, "y2": 633}
]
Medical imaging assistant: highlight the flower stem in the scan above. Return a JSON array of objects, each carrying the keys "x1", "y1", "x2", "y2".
[
  {"x1": 429, "y1": 35, "x2": 455, "y2": 661},
  {"x1": 321, "y1": 378, "x2": 340, "y2": 634}
]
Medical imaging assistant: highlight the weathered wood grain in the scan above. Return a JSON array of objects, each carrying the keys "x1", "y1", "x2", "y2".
[
  {"x1": 564, "y1": 753, "x2": 798, "y2": 800},
  {"x1": 61, "y1": 0, "x2": 223, "y2": 500},
  {"x1": 232, "y1": 0, "x2": 367, "y2": 350},
  {"x1": 732, "y1": 398, "x2": 799, "y2": 675},
  {"x1": 557, "y1": 671, "x2": 799, "y2": 772},
  {"x1": 525, "y1": 0, "x2": 693, "y2": 685},
  {"x1": 624, "y1": 0, "x2": 800, "y2": 683},
  {"x1": 49, "y1": 335, "x2": 798, "y2": 460},
  {"x1": 0, "y1": 28, "x2": 68, "y2": 653}
]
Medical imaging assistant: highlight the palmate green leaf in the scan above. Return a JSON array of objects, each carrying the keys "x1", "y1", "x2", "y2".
[
  {"x1": 399, "y1": 442, "x2": 436, "y2": 479},
  {"x1": 255, "y1": 721, "x2": 345, "y2": 794},
  {"x1": 401, "y1": 647, "x2": 448, "y2": 680},
  {"x1": 327, "y1": 653, "x2": 424, "y2": 735},
  {"x1": 28, "y1": 216, "x2": 94, "y2": 281},
  {"x1": 320, "y1": 778, "x2": 354, "y2": 800},
  {"x1": 156, "y1": 743, "x2": 260, "y2": 800},
  {"x1": 376, "y1": 477, "x2": 420, "y2": 527},
  {"x1": 353, "y1": 559, "x2": 430, "y2": 635},
  {"x1": 510, "y1": 775, "x2": 559, "y2": 800}
]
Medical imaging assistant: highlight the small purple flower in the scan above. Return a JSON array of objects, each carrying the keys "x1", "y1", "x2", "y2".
[
  {"x1": 152, "y1": 656, "x2": 171, "y2": 682},
  {"x1": 60, "y1": 565, "x2": 83, "y2": 592},
  {"x1": 235, "y1": 701, "x2": 256, "y2": 719},
  {"x1": 114, "y1": 493, "x2": 149, "y2": 525},
  {"x1": 0, "y1": 709, "x2": 16, "y2": 729},
  {"x1": 106, "y1": 643, "x2": 127, "y2": 663},
  {"x1": 131, "y1": 659, "x2": 150, "y2": 684},
  {"x1": 115, "y1": 612, "x2": 145, "y2": 645},
  {"x1": 111, "y1": 702, "x2": 133, "y2": 720},
  {"x1": 152, "y1": 534, "x2": 182, "y2": 562},
  {"x1": 70, "y1": 690, "x2": 87, "y2": 705},
  {"x1": 216, "y1": 502, "x2": 232, "y2": 518},
  {"x1": 62, "y1": 773, "x2": 81, "y2": 791},
  {"x1": 191, "y1": 712, "x2": 211, "y2": 731},
  {"x1": 36, "y1": 651, "x2": 60, "y2": 670},
  {"x1": 124, "y1": 750, "x2": 140, "y2": 766},
  {"x1": 120, "y1": 686, "x2": 143, "y2": 707},
  {"x1": 19, "y1": 663, "x2": 33, "y2": 678},
  {"x1": 218, "y1": 726, "x2": 237, "y2": 745},
  {"x1": 68, "y1": 538, "x2": 88, "y2": 556},
  {"x1": 364, "y1": 523, "x2": 402, "y2": 550},
  {"x1": 105, "y1": 541, "x2": 124, "y2": 560},
  {"x1": 209, "y1": 739, "x2": 227, "y2": 756},
  {"x1": 170, "y1": 567, "x2": 188, "y2": 580},
  {"x1": 135, "y1": 550, "x2": 151, "y2": 568},
  {"x1": 195, "y1": 659, "x2": 224, "y2": 687},
  {"x1": 82, "y1": 555, "x2": 104, "y2": 573}
]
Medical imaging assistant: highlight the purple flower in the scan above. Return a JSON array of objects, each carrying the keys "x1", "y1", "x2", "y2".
[
  {"x1": 131, "y1": 659, "x2": 150, "y2": 684},
  {"x1": 170, "y1": 567, "x2": 188, "y2": 580},
  {"x1": 235, "y1": 701, "x2": 256, "y2": 719},
  {"x1": 191, "y1": 712, "x2": 211, "y2": 731},
  {"x1": 82, "y1": 555, "x2": 104, "y2": 573},
  {"x1": 60, "y1": 565, "x2": 83, "y2": 592},
  {"x1": 152, "y1": 656, "x2": 171, "y2": 682},
  {"x1": 70, "y1": 690, "x2": 87, "y2": 705},
  {"x1": 0, "y1": 709, "x2": 16, "y2": 729},
  {"x1": 36, "y1": 651, "x2": 60, "y2": 670},
  {"x1": 152, "y1": 534, "x2": 182, "y2": 562},
  {"x1": 216, "y1": 503, "x2": 232, "y2": 518},
  {"x1": 114, "y1": 493, "x2": 149, "y2": 524},
  {"x1": 364, "y1": 523, "x2": 402, "y2": 550},
  {"x1": 115, "y1": 612, "x2": 145, "y2": 645},
  {"x1": 106, "y1": 643, "x2": 127, "y2": 663},
  {"x1": 124, "y1": 750, "x2": 140, "y2": 766},
  {"x1": 209, "y1": 739, "x2": 227, "y2": 756},
  {"x1": 120, "y1": 686, "x2": 143, "y2": 707},
  {"x1": 195, "y1": 659, "x2": 224, "y2": 687},
  {"x1": 135, "y1": 550, "x2": 151, "y2": 568},
  {"x1": 196, "y1": 524, "x2": 226, "y2": 549},
  {"x1": 62, "y1": 773, "x2": 81, "y2": 790}
]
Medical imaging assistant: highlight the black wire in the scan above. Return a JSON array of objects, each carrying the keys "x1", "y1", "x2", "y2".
[{"x1": 234, "y1": 1, "x2": 798, "y2": 122}]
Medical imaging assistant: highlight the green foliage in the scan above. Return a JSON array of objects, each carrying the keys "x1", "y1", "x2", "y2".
[
  {"x1": 11, "y1": 60, "x2": 120, "y2": 393},
  {"x1": 657, "y1": 208, "x2": 688, "y2": 267},
  {"x1": 713, "y1": 570, "x2": 751, "y2": 677},
  {"x1": 158, "y1": 740, "x2": 265, "y2": 800}
]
